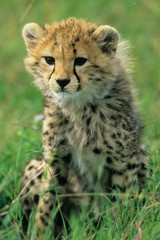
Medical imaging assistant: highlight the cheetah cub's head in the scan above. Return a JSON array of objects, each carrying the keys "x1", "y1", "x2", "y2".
[{"x1": 22, "y1": 18, "x2": 120, "y2": 107}]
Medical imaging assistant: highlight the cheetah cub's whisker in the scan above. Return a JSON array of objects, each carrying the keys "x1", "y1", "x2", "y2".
[{"x1": 22, "y1": 17, "x2": 150, "y2": 238}]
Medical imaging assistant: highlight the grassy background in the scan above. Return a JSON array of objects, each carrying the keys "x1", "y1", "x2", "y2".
[{"x1": 0, "y1": 0, "x2": 160, "y2": 239}]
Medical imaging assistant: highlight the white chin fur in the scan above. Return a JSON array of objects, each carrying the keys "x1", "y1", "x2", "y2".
[{"x1": 51, "y1": 83, "x2": 113, "y2": 110}]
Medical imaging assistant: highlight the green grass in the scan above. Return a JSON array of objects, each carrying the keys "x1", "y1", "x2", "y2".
[{"x1": 0, "y1": 0, "x2": 160, "y2": 239}]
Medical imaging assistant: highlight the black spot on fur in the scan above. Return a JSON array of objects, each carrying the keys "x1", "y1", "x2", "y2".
[
  {"x1": 57, "y1": 175, "x2": 67, "y2": 185},
  {"x1": 58, "y1": 139, "x2": 67, "y2": 146},
  {"x1": 92, "y1": 65, "x2": 100, "y2": 68},
  {"x1": 116, "y1": 141, "x2": 123, "y2": 148},
  {"x1": 40, "y1": 208, "x2": 43, "y2": 213},
  {"x1": 51, "y1": 159, "x2": 58, "y2": 167},
  {"x1": 25, "y1": 209, "x2": 31, "y2": 216},
  {"x1": 49, "y1": 135, "x2": 54, "y2": 141},
  {"x1": 62, "y1": 153, "x2": 72, "y2": 164},
  {"x1": 111, "y1": 133, "x2": 116, "y2": 139},
  {"x1": 59, "y1": 119, "x2": 69, "y2": 127},
  {"x1": 122, "y1": 123, "x2": 132, "y2": 131},
  {"x1": 24, "y1": 199, "x2": 29, "y2": 205},
  {"x1": 75, "y1": 37, "x2": 80, "y2": 42},
  {"x1": 64, "y1": 119, "x2": 69, "y2": 124},
  {"x1": 82, "y1": 112, "x2": 86, "y2": 120},
  {"x1": 138, "y1": 173, "x2": 145, "y2": 178},
  {"x1": 45, "y1": 212, "x2": 49, "y2": 217},
  {"x1": 90, "y1": 104, "x2": 97, "y2": 113},
  {"x1": 49, "y1": 204, "x2": 53, "y2": 211},
  {"x1": 104, "y1": 95, "x2": 112, "y2": 99},
  {"x1": 141, "y1": 163, "x2": 146, "y2": 170},
  {"x1": 130, "y1": 152, "x2": 137, "y2": 158},
  {"x1": 55, "y1": 168, "x2": 67, "y2": 185},
  {"x1": 34, "y1": 194, "x2": 39, "y2": 204},
  {"x1": 120, "y1": 153, "x2": 126, "y2": 158},
  {"x1": 106, "y1": 151, "x2": 112, "y2": 155},
  {"x1": 95, "y1": 78, "x2": 103, "y2": 81},
  {"x1": 104, "y1": 140, "x2": 108, "y2": 145},
  {"x1": 37, "y1": 173, "x2": 43, "y2": 179},
  {"x1": 117, "y1": 132, "x2": 121, "y2": 137},
  {"x1": 86, "y1": 117, "x2": 91, "y2": 126},
  {"x1": 99, "y1": 111, "x2": 106, "y2": 121},
  {"x1": 108, "y1": 145, "x2": 113, "y2": 150},
  {"x1": 30, "y1": 180, "x2": 35, "y2": 186},
  {"x1": 110, "y1": 115, "x2": 117, "y2": 121},
  {"x1": 49, "y1": 122, "x2": 55, "y2": 128},
  {"x1": 28, "y1": 165, "x2": 34, "y2": 171},
  {"x1": 43, "y1": 131, "x2": 49, "y2": 135},
  {"x1": 127, "y1": 163, "x2": 139, "y2": 170},
  {"x1": 40, "y1": 216, "x2": 48, "y2": 226},
  {"x1": 68, "y1": 125, "x2": 74, "y2": 132},
  {"x1": 55, "y1": 167, "x2": 60, "y2": 174},
  {"x1": 44, "y1": 104, "x2": 49, "y2": 108},
  {"x1": 106, "y1": 168, "x2": 113, "y2": 189},
  {"x1": 111, "y1": 87, "x2": 120, "y2": 95},
  {"x1": 116, "y1": 151, "x2": 121, "y2": 156},
  {"x1": 106, "y1": 157, "x2": 112, "y2": 164},
  {"x1": 84, "y1": 106, "x2": 87, "y2": 111},
  {"x1": 50, "y1": 189, "x2": 56, "y2": 196},
  {"x1": 100, "y1": 126, "x2": 105, "y2": 139},
  {"x1": 93, "y1": 148, "x2": 102, "y2": 154},
  {"x1": 48, "y1": 113, "x2": 54, "y2": 117},
  {"x1": 106, "y1": 104, "x2": 119, "y2": 112},
  {"x1": 112, "y1": 169, "x2": 124, "y2": 175}
]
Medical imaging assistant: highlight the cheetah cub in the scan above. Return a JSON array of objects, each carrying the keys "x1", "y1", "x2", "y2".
[{"x1": 22, "y1": 18, "x2": 150, "y2": 237}]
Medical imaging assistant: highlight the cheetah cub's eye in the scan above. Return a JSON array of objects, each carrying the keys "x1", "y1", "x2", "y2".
[
  {"x1": 74, "y1": 57, "x2": 87, "y2": 66},
  {"x1": 44, "y1": 56, "x2": 55, "y2": 65}
]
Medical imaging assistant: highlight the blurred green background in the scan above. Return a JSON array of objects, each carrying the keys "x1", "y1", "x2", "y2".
[{"x1": 0, "y1": 0, "x2": 160, "y2": 238}]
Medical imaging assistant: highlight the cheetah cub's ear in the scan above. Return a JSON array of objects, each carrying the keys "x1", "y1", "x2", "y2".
[
  {"x1": 22, "y1": 23, "x2": 44, "y2": 51},
  {"x1": 93, "y1": 25, "x2": 119, "y2": 55}
]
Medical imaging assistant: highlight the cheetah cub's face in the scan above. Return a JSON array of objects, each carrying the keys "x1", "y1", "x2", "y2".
[{"x1": 22, "y1": 18, "x2": 119, "y2": 105}]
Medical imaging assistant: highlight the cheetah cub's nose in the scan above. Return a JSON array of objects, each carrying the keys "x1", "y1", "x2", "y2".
[{"x1": 56, "y1": 79, "x2": 70, "y2": 90}]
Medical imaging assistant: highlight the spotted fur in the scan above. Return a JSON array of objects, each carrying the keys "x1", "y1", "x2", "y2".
[{"x1": 22, "y1": 18, "x2": 150, "y2": 238}]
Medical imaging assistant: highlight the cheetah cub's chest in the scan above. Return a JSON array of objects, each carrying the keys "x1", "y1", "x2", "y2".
[{"x1": 78, "y1": 146, "x2": 106, "y2": 175}]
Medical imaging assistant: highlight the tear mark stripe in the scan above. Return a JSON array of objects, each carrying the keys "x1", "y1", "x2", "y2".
[
  {"x1": 49, "y1": 67, "x2": 55, "y2": 80},
  {"x1": 73, "y1": 66, "x2": 81, "y2": 91}
]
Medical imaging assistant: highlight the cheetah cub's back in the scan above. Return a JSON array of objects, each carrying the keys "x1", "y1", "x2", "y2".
[{"x1": 22, "y1": 18, "x2": 150, "y2": 237}]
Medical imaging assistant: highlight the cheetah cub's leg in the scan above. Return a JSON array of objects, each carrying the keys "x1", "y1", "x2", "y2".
[
  {"x1": 34, "y1": 155, "x2": 69, "y2": 238},
  {"x1": 35, "y1": 165, "x2": 86, "y2": 239},
  {"x1": 22, "y1": 155, "x2": 72, "y2": 238},
  {"x1": 23, "y1": 154, "x2": 84, "y2": 238},
  {"x1": 22, "y1": 157, "x2": 56, "y2": 237},
  {"x1": 102, "y1": 147, "x2": 150, "y2": 219},
  {"x1": 107, "y1": 146, "x2": 150, "y2": 203},
  {"x1": 22, "y1": 157, "x2": 45, "y2": 220}
]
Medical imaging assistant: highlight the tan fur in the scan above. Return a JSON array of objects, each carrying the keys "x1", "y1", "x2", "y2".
[{"x1": 21, "y1": 18, "x2": 150, "y2": 238}]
